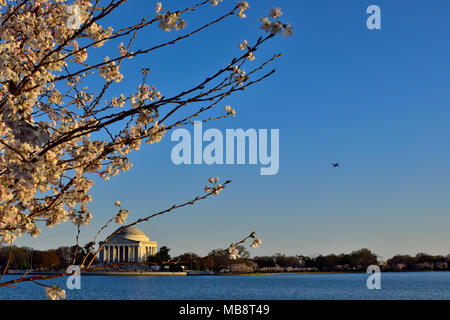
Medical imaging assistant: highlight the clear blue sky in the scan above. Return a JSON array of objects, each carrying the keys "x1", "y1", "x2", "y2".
[{"x1": 15, "y1": 0, "x2": 450, "y2": 259}]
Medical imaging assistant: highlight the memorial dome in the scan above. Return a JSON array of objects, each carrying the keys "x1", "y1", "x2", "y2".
[{"x1": 112, "y1": 226, "x2": 150, "y2": 242}]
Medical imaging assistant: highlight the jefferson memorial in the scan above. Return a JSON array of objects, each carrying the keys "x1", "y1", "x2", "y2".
[{"x1": 98, "y1": 226, "x2": 157, "y2": 263}]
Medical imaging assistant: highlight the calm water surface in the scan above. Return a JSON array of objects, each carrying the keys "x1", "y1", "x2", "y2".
[{"x1": 1, "y1": 272, "x2": 450, "y2": 300}]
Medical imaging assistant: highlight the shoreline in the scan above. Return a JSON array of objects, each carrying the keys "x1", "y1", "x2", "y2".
[
  {"x1": 6, "y1": 270, "x2": 448, "y2": 277},
  {"x1": 7, "y1": 271, "x2": 188, "y2": 276}
]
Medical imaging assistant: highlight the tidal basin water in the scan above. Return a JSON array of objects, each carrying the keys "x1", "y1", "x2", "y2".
[{"x1": 1, "y1": 272, "x2": 450, "y2": 300}]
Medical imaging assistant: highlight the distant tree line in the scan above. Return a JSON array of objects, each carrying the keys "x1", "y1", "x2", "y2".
[
  {"x1": 170, "y1": 248, "x2": 450, "y2": 273},
  {"x1": 386, "y1": 253, "x2": 449, "y2": 271},
  {"x1": 0, "y1": 243, "x2": 98, "y2": 271},
  {"x1": 2, "y1": 245, "x2": 449, "y2": 273}
]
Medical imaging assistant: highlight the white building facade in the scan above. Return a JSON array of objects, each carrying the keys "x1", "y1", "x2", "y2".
[{"x1": 99, "y1": 226, "x2": 157, "y2": 263}]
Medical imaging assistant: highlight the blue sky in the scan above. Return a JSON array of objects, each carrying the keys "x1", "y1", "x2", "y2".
[{"x1": 15, "y1": 0, "x2": 450, "y2": 259}]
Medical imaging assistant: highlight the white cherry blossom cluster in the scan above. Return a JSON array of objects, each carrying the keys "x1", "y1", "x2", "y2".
[
  {"x1": 248, "y1": 232, "x2": 262, "y2": 248},
  {"x1": 110, "y1": 94, "x2": 127, "y2": 108},
  {"x1": 227, "y1": 233, "x2": 262, "y2": 260},
  {"x1": 85, "y1": 22, "x2": 113, "y2": 48},
  {"x1": 204, "y1": 177, "x2": 223, "y2": 195},
  {"x1": 72, "y1": 41, "x2": 88, "y2": 63},
  {"x1": 228, "y1": 245, "x2": 240, "y2": 260},
  {"x1": 250, "y1": 237, "x2": 262, "y2": 248},
  {"x1": 99, "y1": 57, "x2": 124, "y2": 83},
  {"x1": 155, "y1": 2, "x2": 162, "y2": 13},
  {"x1": 72, "y1": 211, "x2": 93, "y2": 227},
  {"x1": 225, "y1": 105, "x2": 236, "y2": 117},
  {"x1": 114, "y1": 209, "x2": 129, "y2": 225},
  {"x1": 156, "y1": 9, "x2": 187, "y2": 32},
  {"x1": 238, "y1": 40, "x2": 255, "y2": 61},
  {"x1": 45, "y1": 285, "x2": 66, "y2": 300},
  {"x1": 144, "y1": 121, "x2": 166, "y2": 145},
  {"x1": 239, "y1": 40, "x2": 248, "y2": 51},
  {"x1": 260, "y1": 7, "x2": 294, "y2": 37},
  {"x1": 210, "y1": 0, "x2": 222, "y2": 6},
  {"x1": 230, "y1": 65, "x2": 248, "y2": 85},
  {"x1": 237, "y1": 1, "x2": 250, "y2": 19},
  {"x1": 130, "y1": 84, "x2": 162, "y2": 108},
  {"x1": 118, "y1": 42, "x2": 130, "y2": 58}
]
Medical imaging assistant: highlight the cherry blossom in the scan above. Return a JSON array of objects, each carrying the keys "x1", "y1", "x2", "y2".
[
  {"x1": 205, "y1": 177, "x2": 224, "y2": 195},
  {"x1": 268, "y1": 7, "x2": 283, "y2": 19},
  {"x1": 228, "y1": 245, "x2": 240, "y2": 260},
  {"x1": 237, "y1": 1, "x2": 250, "y2": 19},
  {"x1": 239, "y1": 40, "x2": 248, "y2": 51},
  {"x1": 260, "y1": 7, "x2": 294, "y2": 37},
  {"x1": 250, "y1": 237, "x2": 262, "y2": 248},
  {"x1": 45, "y1": 285, "x2": 66, "y2": 300},
  {"x1": 155, "y1": 2, "x2": 162, "y2": 13},
  {"x1": 225, "y1": 105, "x2": 236, "y2": 117},
  {"x1": 114, "y1": 209, "x2": 129, "y2": 225}
]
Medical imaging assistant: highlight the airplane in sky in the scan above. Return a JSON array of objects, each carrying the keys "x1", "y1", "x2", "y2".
[{"x1": 331, "y1": 162, "x2": 341, "y2": 168}]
